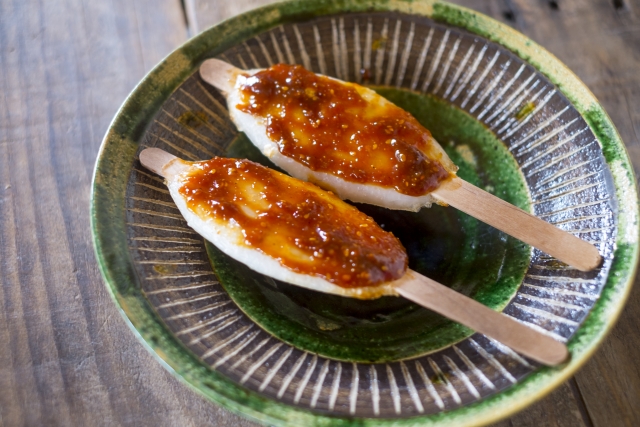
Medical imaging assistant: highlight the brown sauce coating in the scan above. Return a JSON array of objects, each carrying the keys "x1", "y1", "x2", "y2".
[
  {"x1": 237, "y1": 64, "x2": 452, "y2": 196},
  {"x1": 178, "y1": 157, "x2": 408, "y2": 288}
]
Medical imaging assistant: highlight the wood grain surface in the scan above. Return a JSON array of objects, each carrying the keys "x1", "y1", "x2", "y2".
[{"x1": 0, "y1": 0, "x2": 638, "y2": 426}]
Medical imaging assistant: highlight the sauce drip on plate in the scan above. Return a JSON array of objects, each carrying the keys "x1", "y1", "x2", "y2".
[
  {"x1": 237, "y1": 64, "x2": 452, "y2": 196},
  {"x1": 178, "y1": 157, "x2": 408, "y2": 288}
]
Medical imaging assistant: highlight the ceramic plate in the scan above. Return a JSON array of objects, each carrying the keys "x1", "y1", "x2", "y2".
[{"x1": 91, "y1": 1, "x2": 639, "y2": 425}]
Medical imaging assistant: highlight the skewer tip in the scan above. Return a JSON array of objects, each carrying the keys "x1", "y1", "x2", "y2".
[
  {"x1": 199, "y1": 59, "x2": 240, "y2": 95},
  {"x1": 139, "y1": 148, "x2": 177, "y2": 178},
  {"x1": 580, "y1": 249, "x2": 603, "y2": 272}
]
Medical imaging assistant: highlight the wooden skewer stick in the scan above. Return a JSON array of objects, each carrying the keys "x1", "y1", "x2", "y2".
[
  {"x1": 394, "y1": 271, "x2": 568, "y2": 366},
  {"x1": 139, "y1": 147, "x2": 569, "y2": 366},
  {"x1": 432, "y1": 179, "x2": 601, "y2": 271},
  {"x1": 199, "y1": 59, "x2": 239, "y2": 96},
  {"x1": 140, "y1": 147, "x2": 177, "y2": 176},
  {"x1": 198, "y1": 59, "x2": 601, "y2": 271}
]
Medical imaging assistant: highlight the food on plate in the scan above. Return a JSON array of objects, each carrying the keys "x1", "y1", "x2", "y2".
[
  {"x1": 159, "y1": 152, "x2": 407, "y2": 299},
  {"x1": 225, "y1": 63, "x2": 458, "y2": 212},
  {"x1": 140, "y1": 147, "x2": 570, "y2": 365},
  {"x1": 199, "y1": 59, "x2": 602, "y2": 272}
]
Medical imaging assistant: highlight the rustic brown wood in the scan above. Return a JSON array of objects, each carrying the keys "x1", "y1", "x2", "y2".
[
  {"x1": 0, "y1": 0, "x2": 253, "y2": 426},
  {"x1": 1, "y1": 0, "x2": 638, "y2": 426},
  {"x1": 489, "y1": 380, "x2": 590, "y2": 427}
]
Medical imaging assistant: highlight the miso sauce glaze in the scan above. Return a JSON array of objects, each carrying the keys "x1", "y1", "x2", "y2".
[
  {"x1": 178, "y1": 157, "x2": 408, "y2": 288},
  {"x1": 237, "y1": 64, "x2": 453, "y2": 196}
]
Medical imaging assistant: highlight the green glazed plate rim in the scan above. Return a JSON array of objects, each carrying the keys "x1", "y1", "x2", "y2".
[{"x1": 91, "y1": 1, "x2": 640, "y2": 426}]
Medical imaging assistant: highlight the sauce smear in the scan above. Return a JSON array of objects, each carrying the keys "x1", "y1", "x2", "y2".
[
  {"x1": 237, "y1": 64, "x2": 453, "y2": 196},
  {"x1": 178, "y1": 157, "x2": 408, "y2": 288}
]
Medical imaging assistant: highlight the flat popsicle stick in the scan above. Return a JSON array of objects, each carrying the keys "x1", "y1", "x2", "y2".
[
  {"x1": 395, "y1": 270, "x2": 569, "y2": 366},
  {"x1": 138, "y1": 148, "x2": 570, "y2": 365},
  {"x1": 139, "y1": 147, "x2": 176, "y2": 177},
  {"x1": 432, "y1": 178, "x2": 601, "y2": 271},
  {"x1": 200, "y1": 58, "x2": 238, "y2": 94}
]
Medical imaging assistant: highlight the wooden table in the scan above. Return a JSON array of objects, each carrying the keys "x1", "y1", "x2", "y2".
[{"x1": 1, "y1": 0, "x2": 638, "y2": 425}]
